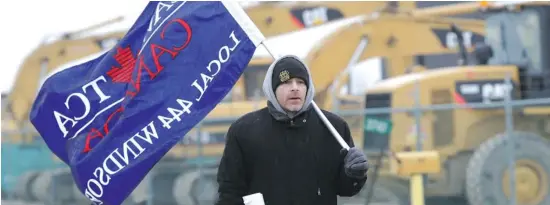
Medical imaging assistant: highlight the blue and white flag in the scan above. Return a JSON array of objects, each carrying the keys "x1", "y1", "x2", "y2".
[{"x1": 29, "y1": 1, "x2": 265, "y2": 205}]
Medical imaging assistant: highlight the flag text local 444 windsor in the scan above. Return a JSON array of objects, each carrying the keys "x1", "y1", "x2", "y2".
[{"x1": 29, "y1": 1, "x2": 265, "y2": 205}]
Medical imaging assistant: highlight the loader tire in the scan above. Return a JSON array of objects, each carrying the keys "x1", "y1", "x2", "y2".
[{"x1": 466, "y1": 131, "x2": 550, "y2": 205}]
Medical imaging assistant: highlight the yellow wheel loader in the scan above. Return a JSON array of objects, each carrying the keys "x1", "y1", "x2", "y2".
[{"x1": 354, "y1": 1, "x2": 550, "y2": 205}]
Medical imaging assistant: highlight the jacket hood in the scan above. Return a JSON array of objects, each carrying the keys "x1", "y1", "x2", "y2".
[{"x1": 262, "y1": 55, "x2": 315, "y2": 121}]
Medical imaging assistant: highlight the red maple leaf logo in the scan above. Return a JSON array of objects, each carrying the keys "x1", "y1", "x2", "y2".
[{"x1": 106, "y1": 46, "x2": 136, "y2": 83}]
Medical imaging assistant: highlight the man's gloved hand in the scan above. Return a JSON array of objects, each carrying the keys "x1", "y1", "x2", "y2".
[{"x1": 340, "y1": 147, "x2": 369, "y2": 179}]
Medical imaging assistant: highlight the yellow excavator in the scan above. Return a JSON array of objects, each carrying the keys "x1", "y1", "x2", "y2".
[
  {"x1": 357, "y1": 1, "x2": 550, "y2": 205},
  {"x1": 3, "y1": 2, "x2": 422, "y2": 205}
]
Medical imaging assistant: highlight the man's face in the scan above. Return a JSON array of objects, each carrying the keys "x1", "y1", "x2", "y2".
[{"x1": 275, "y1": 78, "x2": 307, "y2": 112}]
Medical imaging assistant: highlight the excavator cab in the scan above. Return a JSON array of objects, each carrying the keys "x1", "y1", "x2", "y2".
[{"x1": 475, "y1": 4, "x2": 550, "y2": 99}]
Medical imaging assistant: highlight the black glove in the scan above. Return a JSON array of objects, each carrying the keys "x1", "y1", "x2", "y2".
[{"x1": 340, "y1": 147, "x2": 368, "y2": 179}]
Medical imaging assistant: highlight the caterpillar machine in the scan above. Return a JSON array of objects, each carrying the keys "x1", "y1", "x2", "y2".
[
  {"x1": 1, "y1": 1, "x2": 419, "y2": 205},
  {"x1": 353, "y1": 1, "x2": 550, "y2": 205}
]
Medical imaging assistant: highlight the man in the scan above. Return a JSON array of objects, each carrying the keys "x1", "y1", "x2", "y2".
[{"x1": 216, "y1": 55, "x2": 368, "y2": 205}]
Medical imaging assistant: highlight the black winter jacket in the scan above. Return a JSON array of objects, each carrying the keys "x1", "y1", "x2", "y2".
[{"x1": 215, "y1": 104, "x2": 367, "y2": 205}]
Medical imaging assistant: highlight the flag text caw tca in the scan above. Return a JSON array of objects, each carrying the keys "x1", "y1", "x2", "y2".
[
  {"x1": 83, "y1": 29, "x2": 243, "y2": 205},
  {"x1": 51, "y1": 17, "x2": 192, "y2": 153}
]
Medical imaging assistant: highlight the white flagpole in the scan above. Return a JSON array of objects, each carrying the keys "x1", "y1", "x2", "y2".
[{"x1": 261, "y1": 41, "x2": 350, "y2": 151}]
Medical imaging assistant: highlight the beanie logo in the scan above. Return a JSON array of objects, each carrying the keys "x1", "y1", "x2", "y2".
[{"x1": 279, "y1": 70, "x2": 290, "y2": 82}]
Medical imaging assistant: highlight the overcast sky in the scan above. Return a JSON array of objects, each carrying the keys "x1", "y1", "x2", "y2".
[{"x1": 0, "y1": 0, "x2": 148, "y2": 94}]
